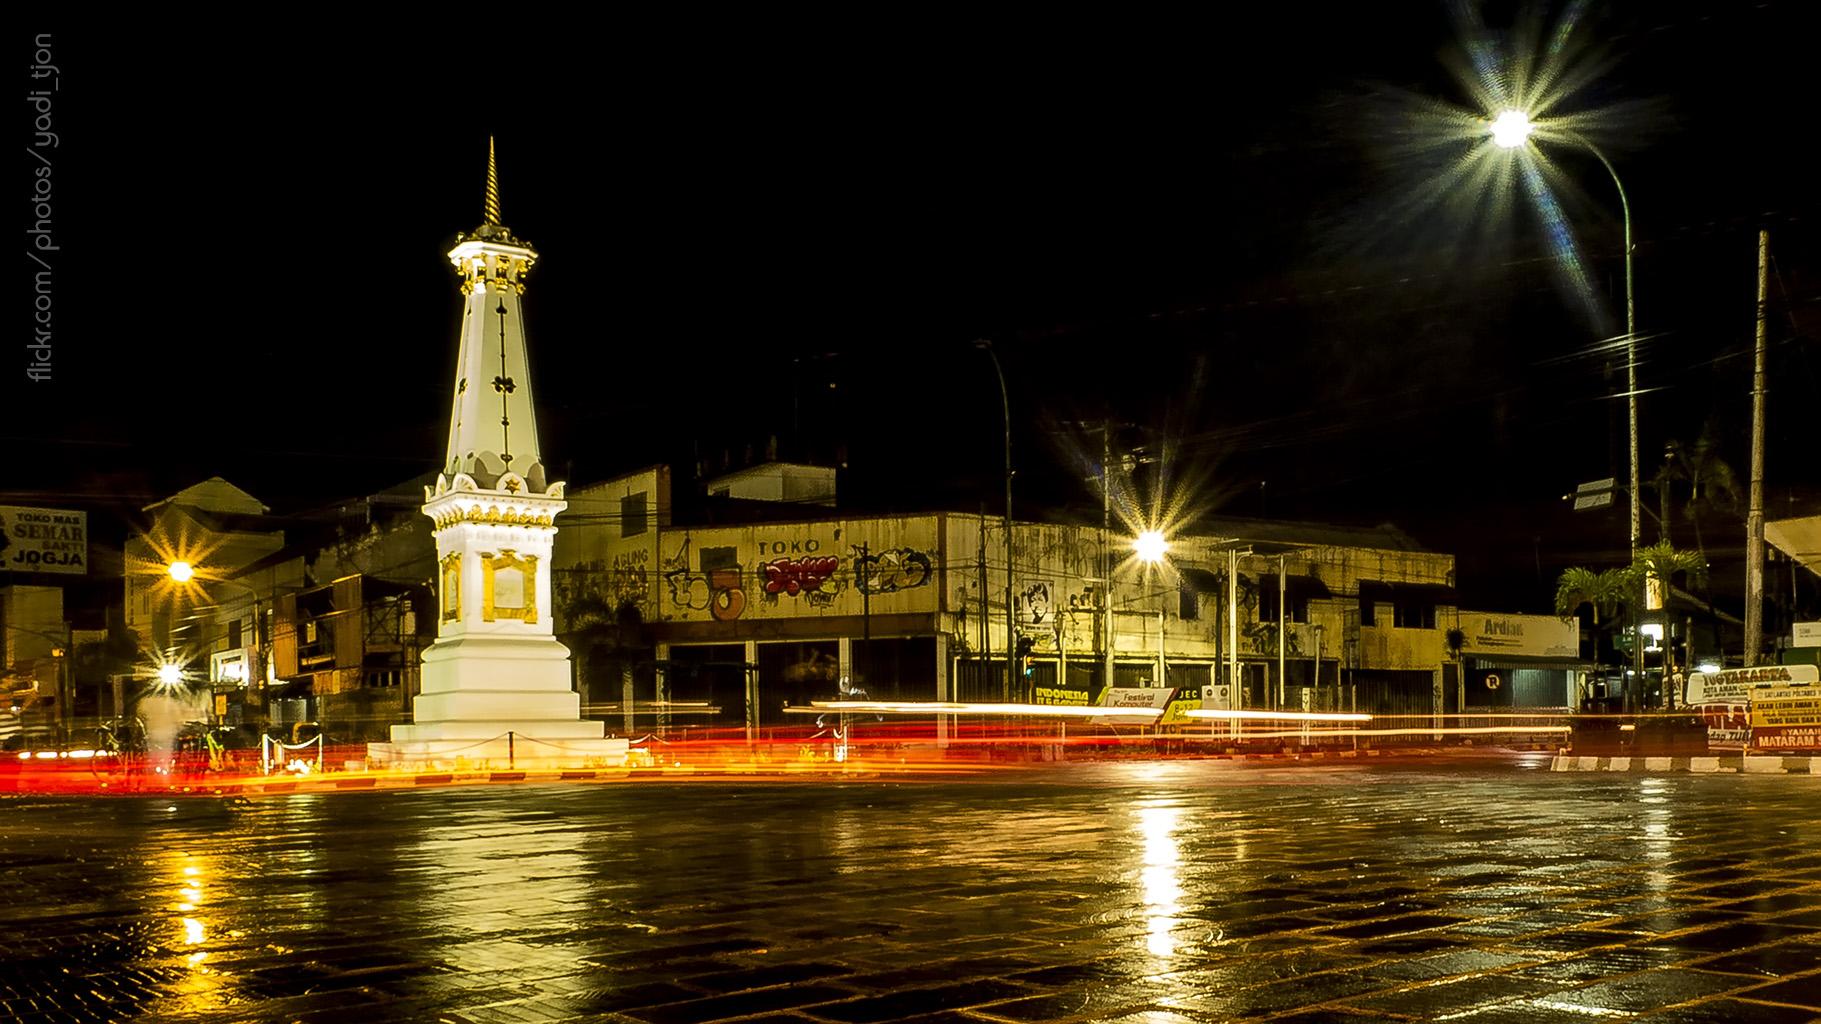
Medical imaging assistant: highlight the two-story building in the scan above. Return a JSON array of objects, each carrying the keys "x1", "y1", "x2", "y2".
[
  {"x1": 553, "y1": 463, "x2": 1465, "y2": 734},
  {"x1": 123, "y1": 477, "x2": 436, "y2": 738}
]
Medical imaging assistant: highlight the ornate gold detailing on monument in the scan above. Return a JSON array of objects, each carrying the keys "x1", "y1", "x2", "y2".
[
  {"x1": 453, "y1": 251, "x2": 534, "y2": 293},
  {"x1": 428, "y1": 503, "x2": 556, "y2": 530},
  {"x1": 440, "y1": 553, "x2": 463, "y2": 622},
  {"x1": 480, "y1": 549, "x2": 538, "y2": 623}
]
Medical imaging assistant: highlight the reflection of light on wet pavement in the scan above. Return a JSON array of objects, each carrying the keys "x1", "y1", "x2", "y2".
[
  {"x1": 1135, "y1": 801, "x2": 1184, "y2": 959},
  {"x1": 409, "y1": 808, "x2": 594, "y2": 984},
  {"x1": 158, "y1": 848, "x2": 234, "y2": 1018}
]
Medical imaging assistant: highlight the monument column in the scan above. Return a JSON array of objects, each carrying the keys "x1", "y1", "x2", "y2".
[{"x1": 370, "y1": 140, "x2": 626, "y2": 768}]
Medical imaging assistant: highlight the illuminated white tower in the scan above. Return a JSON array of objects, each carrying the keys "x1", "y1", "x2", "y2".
[{"x1": 370, "y1": 141, "x2": 626, "y2": 767}]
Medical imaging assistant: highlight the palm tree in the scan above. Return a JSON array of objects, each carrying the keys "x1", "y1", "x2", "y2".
[
  {"x1": 1629, "y1": 541, "x2": 1709, "y2": 705},
  {"x1": 1629, "y1": 541, "x2": 1709, "y2": 603},
  {"x1": 1556, "y1": 544, "x2": 1707, "y2": 711},
  {"x1": 1444, "y1": 626, "x2": 1468, "y2": 713},
  {"x1": 1554, "y1": 567, "x2": 1626, "y2": 626},
  {"x1": 1554, "y1": 566, "x2": 1631, "y2": 709}
]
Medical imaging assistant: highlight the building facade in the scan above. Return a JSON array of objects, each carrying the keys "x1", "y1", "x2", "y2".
[{"x1": 553, "y1": 464, "x2": 1465, "y2": 733}]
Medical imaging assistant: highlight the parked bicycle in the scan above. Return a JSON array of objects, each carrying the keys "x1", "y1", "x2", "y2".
[{"x1": 90, "y1": 716, "x2": 149, "y2": 782}]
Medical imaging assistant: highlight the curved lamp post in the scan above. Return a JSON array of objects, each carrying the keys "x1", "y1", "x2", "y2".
[
  {"x1": 1491, "y1": 110, "x2": 1637, "y2": 559},
  {"x1": 974, "y1": 340, "x2": 1015, "y2": 701},
  {"x1": 1492, "y1": 110, "x2": 1645, "y2": 711}
]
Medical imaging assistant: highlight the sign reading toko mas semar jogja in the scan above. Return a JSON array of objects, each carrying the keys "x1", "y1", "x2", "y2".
[{"x1": 0, "y1": 505, "x2": 86, "y2": 574}]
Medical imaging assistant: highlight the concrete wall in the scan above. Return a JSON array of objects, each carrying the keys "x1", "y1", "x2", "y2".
[
  {"x1": 552, "y1": 466, "x2": 670, "y2": 627},
  {"x1": 653, "y1": 516, "x2": 943, "y2": 624},
  {"x1": 1, "y1": 585, "x2": 63, "y2": 665}
]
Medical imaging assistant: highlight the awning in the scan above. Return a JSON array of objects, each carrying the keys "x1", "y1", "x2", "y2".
[
  {"x1": 1358, "y1": 580, "x2": 1458, "y2": 604},
  {"x1": 1468, "y1": 655, "x2": 1592, "y2": 672},
  {"x1": 1179, "y1": 568, "x2": 1222, "y2": 593},
  {"x1": 1258, "y1": 573, "x2": 1333, "y2": 598},
  {"x1": 1765, "y1": 514, "x2": 1821, "y2": 575}
]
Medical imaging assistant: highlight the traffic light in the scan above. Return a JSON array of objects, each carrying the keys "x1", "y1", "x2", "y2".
[{"x1": 1015, "y1": 635, "x2": 1035, "y2": 677}]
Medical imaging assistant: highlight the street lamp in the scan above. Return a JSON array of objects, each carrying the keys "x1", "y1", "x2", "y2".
[
  {"x1": 1134, "y1": 530, "x2": 1168, "y2": 565},
  {"x1": 155, "y1": 664, "x2": 183, "y2": 688},
  {"x1": 164, "y1": 560, "x2": 266, "y2": 714},
  {"x1": 974, "y1": 339, "x2": 1014, "y2": 702},
  {"x1": 1488, "y1": 109, "x2": 1638, "y2": 560},
  {"x1": 1132, "y1": 531, "x2": 1171, "y2": 688},
  {"x1": 1490, "y1": 108, "x2": 1645, "y2": 712}
]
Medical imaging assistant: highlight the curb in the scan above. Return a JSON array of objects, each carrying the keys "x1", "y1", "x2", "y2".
[{"x1": 1551, "y1": 754, "x2": 1821, "y2": 774}]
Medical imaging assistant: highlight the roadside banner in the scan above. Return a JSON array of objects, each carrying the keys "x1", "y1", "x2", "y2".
[
  {"x1": 1750, "y1": 683, "x2": 1821, "y2": 752},
  {"x1": 1688, "y1": 665, "x2": 1820, "y2": 749},
  {"x1": 1158, "y1": 694, "x2": 1203, "y2": 726},
  {"x1": 1093, "y1": 687, "x2": 1176, "y2": 725}
]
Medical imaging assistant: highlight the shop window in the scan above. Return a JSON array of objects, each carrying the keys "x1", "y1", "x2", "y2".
[
  {"x1": 1393, "y1": 602, "x2": 1435, "y2": 629},
  {"x1": 621, "y1": 492, "x2": 648, "y2": 538},
  {"x1": 1259, "y1": 594, "x2": 1310, "y2": 623}
]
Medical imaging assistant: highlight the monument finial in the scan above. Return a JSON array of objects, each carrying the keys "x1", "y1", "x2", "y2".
[{"x1": 484, "y1": 136, "x2": 501, "y2": 226}]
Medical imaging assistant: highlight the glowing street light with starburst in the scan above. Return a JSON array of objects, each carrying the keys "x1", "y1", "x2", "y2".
[
  {"x1": 1133, "y1": 530, "x2": 1169, "y2": 565},
  {"x1": 1489, "y1": 110, "x2": 1534, "y2": 149}
]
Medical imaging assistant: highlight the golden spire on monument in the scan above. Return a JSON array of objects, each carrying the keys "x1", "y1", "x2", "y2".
[{"x1": 460, "y1": 135, "x2": 525, "y2": 247}]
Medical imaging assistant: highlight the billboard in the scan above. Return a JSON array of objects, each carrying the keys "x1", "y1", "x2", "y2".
[
  {"x1": 1750, "y1": 684, "x2": 1821, "y2": 753},
  {"x1": 1457, "y1": 611, "x2": 1579, "y2": 659},
  {"x1": 1688, "y1": 665, "x2": 1821, "y2": 750},
  {"x1": 0, "y1": 506, "x2": 86, "y2": 575}
]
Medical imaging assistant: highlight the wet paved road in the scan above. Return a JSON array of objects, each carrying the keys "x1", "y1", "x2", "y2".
[{"x1": 4, "y1": 760, "x2": 1821, "y2": 1024}]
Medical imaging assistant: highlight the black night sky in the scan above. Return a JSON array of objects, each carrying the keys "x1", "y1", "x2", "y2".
[{"x1": 14, "y1": 5, "x2": 1820, "y2": 611}]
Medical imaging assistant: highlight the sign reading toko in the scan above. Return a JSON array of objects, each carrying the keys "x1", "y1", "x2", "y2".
[{"x1": 0, "y1": 505, "x2": 86, "y2": 574}]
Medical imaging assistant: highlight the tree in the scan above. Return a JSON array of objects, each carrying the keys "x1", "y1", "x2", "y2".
[
  {"x1": 1553, "y1": 567, "x2": 1627, "y2": 625},
  {"x1": 1444, "y1": 627, "x2": 1468, "y2": 712},
  {"x1": 1556, "y1": 544, "x2": 1708, "y2": 711}
]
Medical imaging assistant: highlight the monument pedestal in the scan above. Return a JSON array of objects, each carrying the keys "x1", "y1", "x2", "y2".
[{"x1": 368, "y1": 635, "x2": 629, "y2": 769}]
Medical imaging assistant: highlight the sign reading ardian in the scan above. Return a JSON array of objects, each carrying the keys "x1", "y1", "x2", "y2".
[
  {"x1": 0, "y1": 505, "x2": 86, "y2": 575},
  {"x1": 1456, "y1": 611, "x2": 1578, "y2": 659}
]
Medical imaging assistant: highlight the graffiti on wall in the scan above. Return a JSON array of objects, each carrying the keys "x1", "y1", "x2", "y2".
[
  {"x1": 1244, "y1": 621, "x2": 1303, "y2": 657},
  {"x1": 855, "y1": 547, "x2": 932, "y2": 594},
  {"x1": 661, "y1": 538, "x2": 747, "y2": 621},
  {"x1": 763, "y1": 556, "x2": 840, "y2": 598},
  {"x1": 1020, "y1": 581, "x2": 1053, "y2": 625},
  {"x1": 607, "y1": 549, "x2": 649, "y2": 610}
]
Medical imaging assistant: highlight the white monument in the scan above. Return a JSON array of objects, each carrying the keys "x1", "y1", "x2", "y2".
[{"x1": 369, "y1": 141, "x2": 627, "y2": 769}]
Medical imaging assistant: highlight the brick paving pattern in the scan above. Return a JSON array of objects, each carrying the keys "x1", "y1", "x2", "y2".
[{"x1": 2, "y1": 761, "x2": 1820, "y2": 1023}]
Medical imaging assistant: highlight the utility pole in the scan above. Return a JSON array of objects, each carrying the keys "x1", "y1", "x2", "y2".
[
  {"x1": 975, "y1": 340, "x2": 1014, "y2": 702},
  {"x1": 1746, "y1": 229, "x2": 1770, "y2": 665},
  {"x1": 1102, "y1": 420, "x2": 1115, "y2": 693},
  {"x1": 858, "y1": 542, "x2": 871, "y2": 690},
  {"x1": 1226, "y1": 548, "x2": 1240, "y2": 706},
  {"x1": 977, "y1": 505, "x2": 989, "y2": 698},
  {"x1": 1277, "y1": 555, "x2": 1287, "y2": 711}
]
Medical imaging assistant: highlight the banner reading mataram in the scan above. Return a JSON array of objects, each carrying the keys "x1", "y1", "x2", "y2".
[
  {"x1": 0, "y1": 506, "x2": 86, "y2": 575},
  {"x1": 1751, "y1": 684, "x2": 1821, "y2": 753}
]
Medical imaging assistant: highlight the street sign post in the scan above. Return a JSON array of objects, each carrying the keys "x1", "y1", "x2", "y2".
[{"x1": 1572, "y1": 478, "x2": 1616, "y2": 512}]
